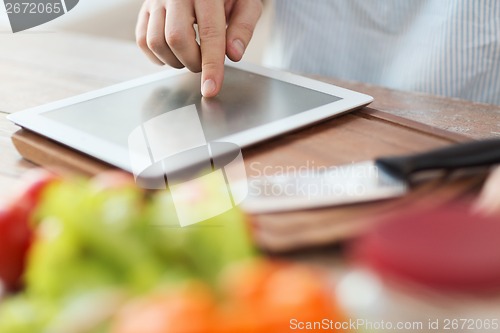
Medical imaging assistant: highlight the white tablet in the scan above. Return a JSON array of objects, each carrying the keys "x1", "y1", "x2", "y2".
[{"x1": 7, "y1": 62, "x2": 373, "y2": 173}]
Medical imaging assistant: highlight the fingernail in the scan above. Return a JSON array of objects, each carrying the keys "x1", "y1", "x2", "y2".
[
  {"x1": 202, "y1": 79, "x2": 216, "y2": 97},
  {"x1": 233, "y1": 39, "x2": 245, "y2": 57}
]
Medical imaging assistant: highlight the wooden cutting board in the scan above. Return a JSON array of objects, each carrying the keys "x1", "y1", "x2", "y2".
[
  {"x1": 11, "y1": 106, "x2": 487, "y2": 252},
  {"x1": 240, "y1": 110, "x2": 486, "y2": 252}
]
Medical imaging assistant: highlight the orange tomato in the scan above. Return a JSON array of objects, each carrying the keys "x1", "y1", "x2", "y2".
[{"x1": 216, "y1": 260, "x2": 345, "y2": 333}]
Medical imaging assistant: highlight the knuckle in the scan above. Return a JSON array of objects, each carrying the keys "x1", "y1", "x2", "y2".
[
  {"x1": 136, "y1": 35, "x2": 148, "y2": 50},
  {"x1": 148, "y1": 5, "x2": 165, "y2": 16},
  {"x1": 198, "y1": 24, "x2": 223, "y2": 41},
  {"x1": 165, "y1": 29, "x2": 187, "y2": 49},
  {"x1": 202, "y1": 59, "x2": 221, "y2": 72},
  {"x1": 147, "y1": 35, "x2": 166, "y2": 52}
]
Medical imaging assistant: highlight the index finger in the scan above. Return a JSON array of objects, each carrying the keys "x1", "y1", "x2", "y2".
[{"x1": 194, "y1": 0, "x2": 226, "y2": 97}]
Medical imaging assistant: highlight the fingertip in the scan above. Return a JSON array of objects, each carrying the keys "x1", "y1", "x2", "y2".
[
  {"x1": 202, "y1": 79, "x2": 218, "y2": 97},
  {"x1": 227, "y1": 39, "x2": 246, "y2": 62},
  {"x1": 201, "y1": 76, "x2": 223, "y2": 97},
  {"x1": 200, "y1": 60, "x2": 225, "y2": 96}
]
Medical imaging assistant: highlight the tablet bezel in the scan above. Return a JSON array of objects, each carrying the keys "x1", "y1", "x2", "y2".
[{"x1": 7, "y1": 61, "x2": 373, "y2": 172}]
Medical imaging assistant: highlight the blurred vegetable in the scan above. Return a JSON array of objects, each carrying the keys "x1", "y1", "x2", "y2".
[
  {"x1": 0, "y1": 204, "x2": 33, "y2": 292},
  {"x1": 217, "y1": 260, "x2": 344, "y2": 333},
  {"x1": 111, "y1": 282, "x2": 215, "y2": 333},
  {"x1": 0, "y1": 171, "x2": 344, "y2": 333},
  {"x1": 15, "y1": 169, "x2": 59, "y2": 213},
  {"x1": 112, "y1": 260, "x2": 347, "y2": 333},
  {"x1": 0, "y1": 171, "x2": 256, "y2": 331},
  {"x1": 90, "y1": 170, "x2": 136, "y2": 191},
  {"x1": 0, "y1": 169, "x2": 57, "y2": 291},
  {"x1": 0, "y1": 295, "x2": 55, "y2": 333}
]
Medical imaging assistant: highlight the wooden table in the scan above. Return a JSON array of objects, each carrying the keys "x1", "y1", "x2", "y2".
[{"x1": 3, "y1": 32, "x2": 500, "y2": 328}]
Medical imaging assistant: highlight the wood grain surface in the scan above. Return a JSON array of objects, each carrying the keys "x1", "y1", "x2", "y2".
[
  {"x1": 323, "y1": 77, "x2": 500, "y2": 141},
  {"x1": 0, "y1": 32, "x2": 161, "y2": 113}
]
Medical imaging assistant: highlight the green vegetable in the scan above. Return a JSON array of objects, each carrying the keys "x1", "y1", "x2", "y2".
[{"x1": 0, "y1": 176, "x2": 256, "y2": 332}]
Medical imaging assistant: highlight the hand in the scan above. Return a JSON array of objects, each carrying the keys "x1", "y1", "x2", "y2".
[
  {"x1": 474, "y1": 166, "x2": 500, "y2": 215},
  {"x1": 136, "y1": 0, "x2": 263, "y2": 97}
]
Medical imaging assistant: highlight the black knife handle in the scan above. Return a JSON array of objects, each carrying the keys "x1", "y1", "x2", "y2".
[{"x1": 375, "y1": 139, "x2": 500, "y2": 181}]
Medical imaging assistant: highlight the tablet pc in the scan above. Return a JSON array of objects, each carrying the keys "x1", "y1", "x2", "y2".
[{"x1": 7, "y1": 62, "x2": 373, "y2": 174}]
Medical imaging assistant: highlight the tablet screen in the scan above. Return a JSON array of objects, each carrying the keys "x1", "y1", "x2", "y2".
[{"x1": 42, "y1": 66, "x2": 341, "y2": 147}]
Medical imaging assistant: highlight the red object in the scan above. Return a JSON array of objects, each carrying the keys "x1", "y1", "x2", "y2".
[
  {"x1": 0, "y1": 169, "x2": 57, "y2": 291},
  {"x1": 14, "y1": 169, "x2": 59, "y2": 212},
  {"x1": 0, "y1": 205, "x2": 32, "y2": 291},
  {"x1": 352, "y1": 202, "x2": 500, "y2": 292}
]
